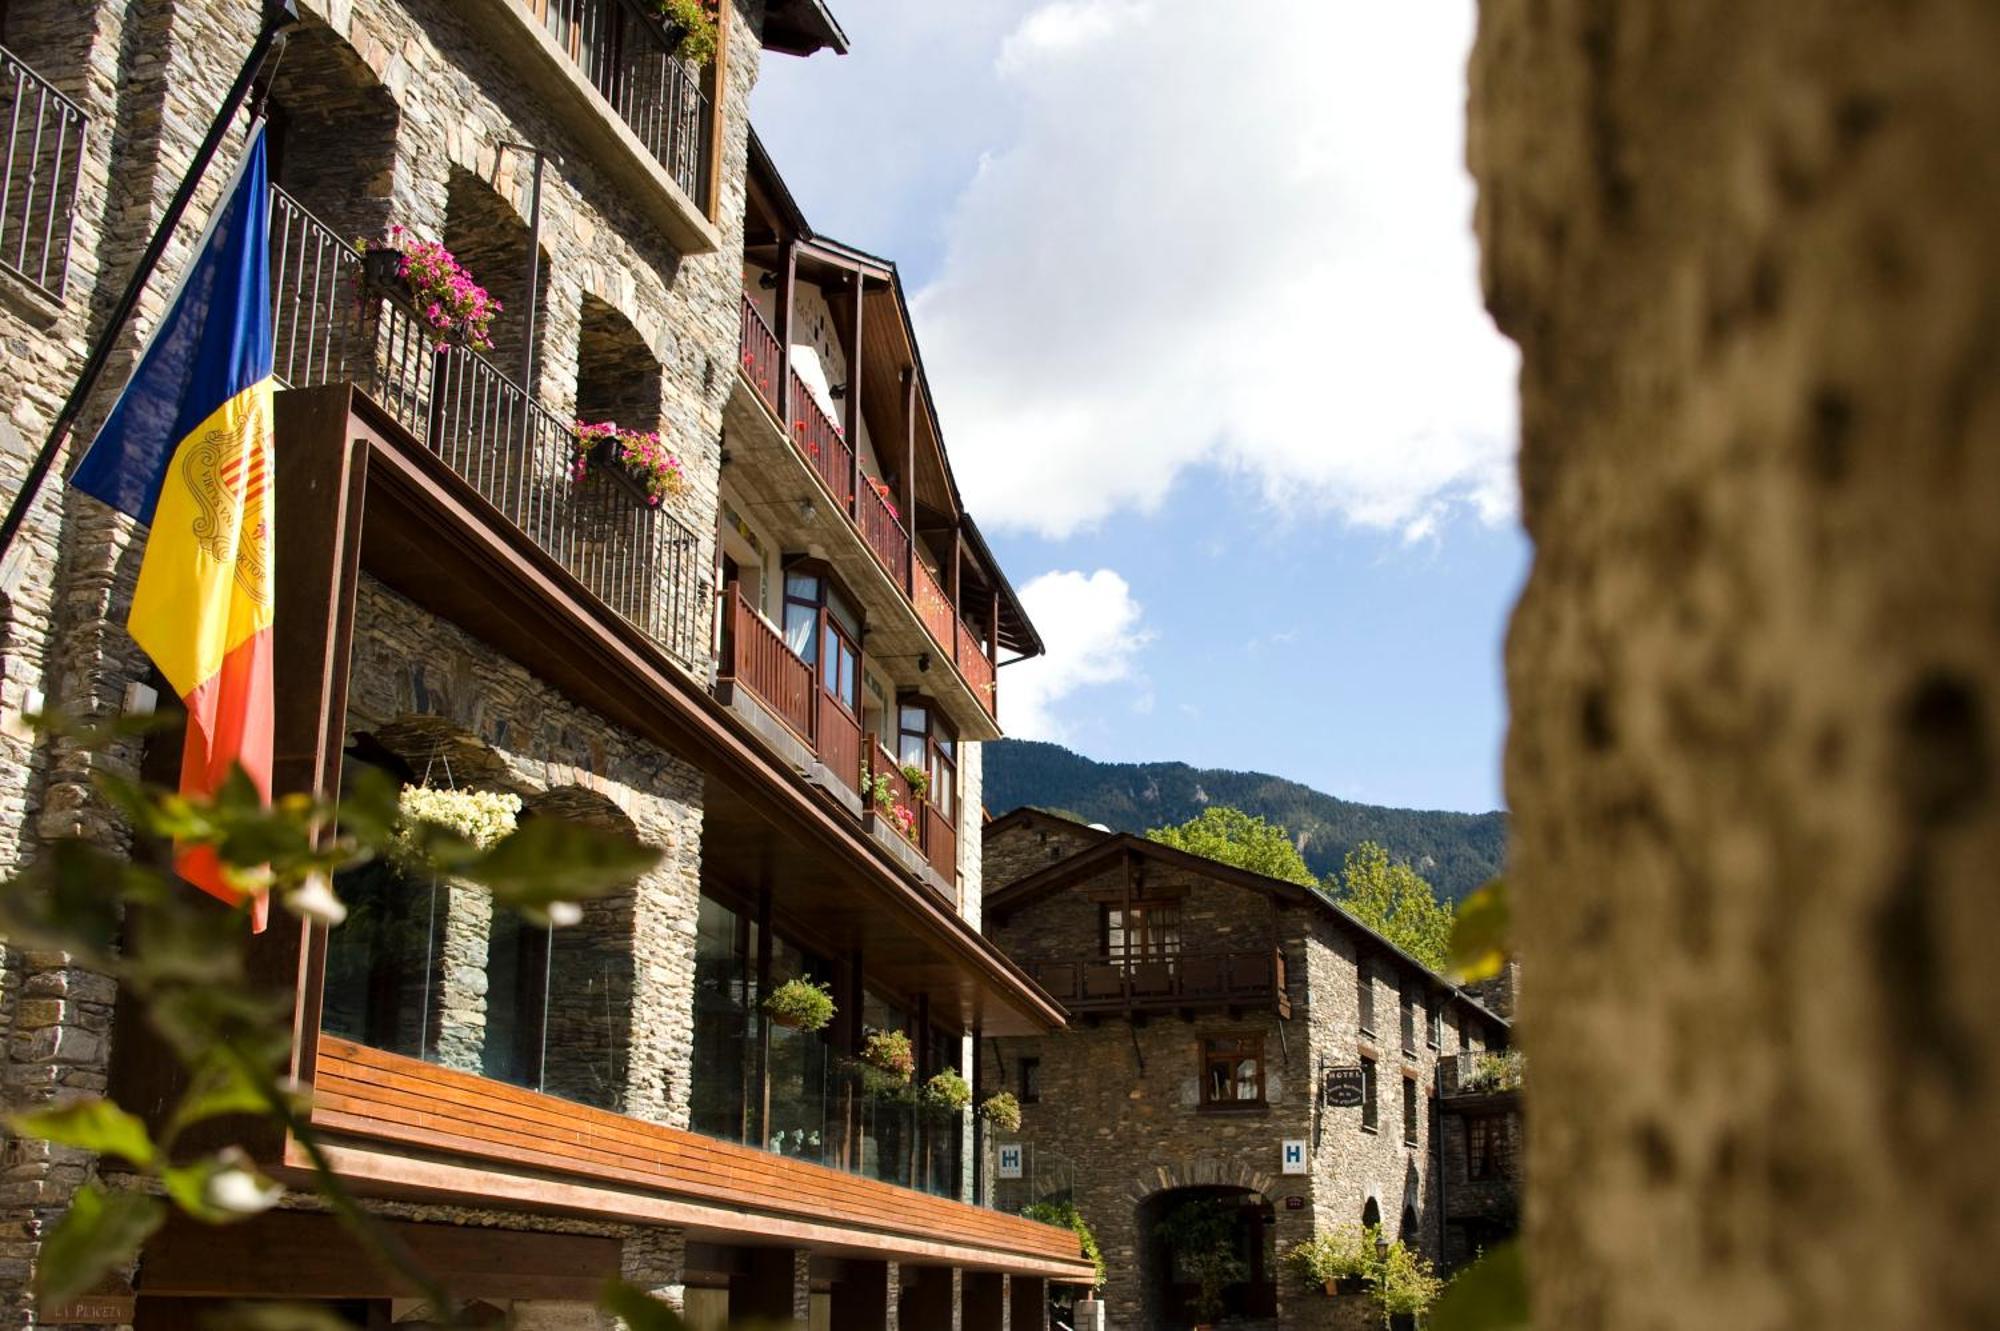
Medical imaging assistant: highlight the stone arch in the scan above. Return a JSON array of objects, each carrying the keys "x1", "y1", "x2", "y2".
[
  {"x1": 1135, "y1": 1182, "x2": 1280, "y2": 1329},
  {"x1": 262, "y1": 21, "x2": 401, "y2": 243},
  {"x1": 576, "y1": 292, "x2": 665, "y2": 432},
  {"x1": 1362, "y1": 1193, "x2": 1384, "y2": 1230},
  {"x1": 369, "y1": 714, "x2": 518, "y2": 793},
  {"x1": 1122, "y1": 1157, "x2": 1279, "y2": 1208},
  {"x1": 443, "y1": 165, "x2": 551, "y2": 390}
]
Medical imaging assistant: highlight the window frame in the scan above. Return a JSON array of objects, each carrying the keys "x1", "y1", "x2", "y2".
[
  {"x1": 1357, "y1": 960, "x2": 1376, "y2": 1035},
  {"x1": 1466, "y1": 1113, "x2": 1501, "y2": 1181},
  {"x1": 897, "y1": 699, "x2": 959, "y2": 817},
  {"x1": 1359, "y1": 1055, "x2": 1379, "y2": 1133},
  {"x1": 1018, "y1": 1055, "x2": 1041, "y2": 1105},
  {"x1": 1099, "y1": 900, "x2": 1184, "y2": 963},
  {"x1": 1199, "y1": 1034, "x2": 1267, "y2": 1110},
  {"x1": 782, "y1": 562, "x2": 862, "y2": 717},
  {"x1": 1402, "y1": 1074, "x2": 1420, "y2": 1145},
  {"x1": 1428, "y1": 998, "x2": 1444, "y2": 1050}
]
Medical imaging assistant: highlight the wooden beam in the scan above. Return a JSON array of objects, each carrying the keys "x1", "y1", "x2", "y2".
[
  {"x1": 705, "y1": 0, "x2": 731, "y2": 222},
  {"x1": 903, "y1": 367, "x2": 918, "y2": 594},
  {"x1": 775, "y1": 236, "x2": 798, "y2": 425},
  {"x1": 847, "y1": 274, "x2": 865, "y2": 516}
]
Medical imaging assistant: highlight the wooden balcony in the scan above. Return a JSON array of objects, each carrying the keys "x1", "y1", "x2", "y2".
[
  {"x1": 1025, "y1": 949, "x2": 1292, "y2": 1019},
  {"x1": 732, "y1": 294, "x2": 1003, "y2": 735},
  {"x1": 865, "y1": 739, "x2": 959, "y2": 900},
  {"x1": 298, "y1": 1036, "x2": 1095, "y2": 1282}
]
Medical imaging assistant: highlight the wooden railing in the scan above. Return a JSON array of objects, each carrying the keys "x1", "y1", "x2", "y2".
[
  {"x1": 857, "y1": 478, "x2": 912, "y2": 586},
  {"x1": 956, "y1": 621, "x2": 996, "y2": 719},
  {"x1": 720, "y1": 586, "x2": 813, "y2": 742},
  {"x1": 817, "y1": 692, "x2": 862, "y2": 793},
  {"x1": 739, "y1": 293, "x2": 781, "y2": 411},
  {"x1": 311, "y1": 1036, "x2": 1093, "y2": 1275},
  {"x1": 788, "y1": 368, "x2": 853, "y2": 512},
  {"x1": 923, "y1": 802, "x2": 957, "y2": 884},
  {"x1": 1026, "y1": 949, "x2": 1290, "y2": 1016},
  {"x1": 269, "y1": 187, "x2": 708, "y2": 670},
  {"x1": 867, "y1": 739, "x2": 915, "y2": 812},
  {"x1": 911, "y1": 560, "x2": 957, "y2": 657},
  {"x1": 0, "y1": 45, "x2": 85, "y2": 301}
]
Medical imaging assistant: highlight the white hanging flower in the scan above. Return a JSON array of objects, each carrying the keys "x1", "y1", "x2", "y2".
[
  {"x1": 285, "y1": 873, "x2": 348, "y2": 927},
  {"x1": 392, "y1": 784, "x2": 523, "y2": 864},
  {"x1": 203, "y1": 1149, "x2": 283, "y2": 1216}
]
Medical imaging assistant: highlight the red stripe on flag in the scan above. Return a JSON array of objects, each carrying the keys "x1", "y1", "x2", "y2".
[{"x1": 176, "y1": 625, "x2": 274, "y2": 932}]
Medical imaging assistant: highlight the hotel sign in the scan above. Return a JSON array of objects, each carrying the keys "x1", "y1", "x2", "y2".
[{"x1": 1323, "y1": 1066, "x2": 1365, "y2": 1108}]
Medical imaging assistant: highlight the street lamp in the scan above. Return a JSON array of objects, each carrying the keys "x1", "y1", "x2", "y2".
[{"x1": 1376, "y1": 1232, "x2": 1391, "y2": 1262}]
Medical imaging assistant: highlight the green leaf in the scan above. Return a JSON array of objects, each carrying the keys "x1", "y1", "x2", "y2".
[
  {"x1": 1449, "y1": 879, "x2": 1511, "y2": 984},
  {"x1": 599, "y1": 1279, "x2": 690, "y2": 1331},
  {"x1": 166, "y1": 1052, "x2": 286, "y2": 1140},
  {"x1": 1431, "y1": 1241, "x2": 1530, "y2": 1331},
  {"x1": 36, "y1": 1185, "x2": 166, "y2": 1307},
  {"x1": 9, "y1": 1099, "x2": 157, "y2": 1169},
  {"x1": 461, "y1": 818, "x2": 660, "y2": 913}
]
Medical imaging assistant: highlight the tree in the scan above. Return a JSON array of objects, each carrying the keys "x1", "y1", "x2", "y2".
[
  {"x1": 1146, "y1": 806, "x2": 1316, "y2": 887},
  {"x1": 1328, "y1": 841, "x2": 1454, "y2": 972}
]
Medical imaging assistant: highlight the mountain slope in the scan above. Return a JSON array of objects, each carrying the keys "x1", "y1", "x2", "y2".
[{"x1": 982, "y1": 740, "x2": 1506, "y2": 902}]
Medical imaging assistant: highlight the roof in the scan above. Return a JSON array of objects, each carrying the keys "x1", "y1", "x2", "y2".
[
  {"x1": 981, "y1": 822, "x2": 1512, "y2": 1029},
  {"x1": 762, "y1": 0, "x2": 848, "y2": 57}
]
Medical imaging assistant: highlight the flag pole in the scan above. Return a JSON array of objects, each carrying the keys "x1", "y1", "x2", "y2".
[{"x1": 0, "y1": 0, "x2": 301, "y2": 570}]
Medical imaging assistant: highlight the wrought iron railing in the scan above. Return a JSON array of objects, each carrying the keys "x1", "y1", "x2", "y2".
[
  {"x1": 268, "y1": 186, "x2": 706, "y2": 670},
  {"x1": 0, "y1": 45, "x2": 85, "y2": 300},
  {"x1": 536, "y1": 0, "x2": 713, "y2": 203}
]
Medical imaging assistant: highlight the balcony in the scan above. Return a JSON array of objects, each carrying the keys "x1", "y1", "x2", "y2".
[
  {"x1": 477, "y1": 0, "x2": 719, "y2": 254},
  {"x1": 732, "y1": 294, "x2": 1002, "y2": 736},
  {"x1": 269, "y1": 187, "x2": 707, "y2": 671},
  {"x1": 863, "y1": 737, "x2": 957, "y2": 897},
  {"x1": 1440, "y1": 1048, "x2": 1523, "y2": 1100},
  {"x1": 0, "y1": 44, "x2": 87, "y2": 304},
  {"x1": 1025, "y1": 949, "x2": 1292, "y2": 1020}
]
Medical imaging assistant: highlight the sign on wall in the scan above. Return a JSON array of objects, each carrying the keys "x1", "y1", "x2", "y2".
[
  {"x1": 1323, "y1": 1066, "x2": 1365, "y2": 1108},
  {"x1": 1281, "y1": 1139, "x2": 1309, "y2": 1175},
  {"x1": 998, "y1": 1144, "x2": 1024, "y2": 1179}
]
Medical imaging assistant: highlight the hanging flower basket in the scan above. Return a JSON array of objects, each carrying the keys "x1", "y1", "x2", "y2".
[
  {"x1": 859, "y1": 1028, "x2": 915, "y2": 1084},
  {"x1": 978, "y1": 1091, "x2": 1022, "y2": 1133},
  {"x1": 651, "y1": 0, "x2": 719, "y2": 64},
  {"x1": 357, "y1": 226, "x2": 500, "y2": 352},
  {"x1": 922, "y1": 1069, "x2": 971, "y2": 1113},
  {"x1": 571, "y1": 420, "x2": 689, "y2": 508},
  {"x1": 763, "y1": 977, "x2": 835, "y2": 1032},
  {"x1": 391, "y1": 784, "x2": 522, "y2": 870}
]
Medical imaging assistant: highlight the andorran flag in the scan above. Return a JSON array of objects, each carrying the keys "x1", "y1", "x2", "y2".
[{"x1": 71, "y1": 125, "x2": 275, "y2": 931}]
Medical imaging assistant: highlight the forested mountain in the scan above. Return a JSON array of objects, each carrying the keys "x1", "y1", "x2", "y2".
[{"x1": 982, "y1": 740, "x2": 1506, "y2": 902}]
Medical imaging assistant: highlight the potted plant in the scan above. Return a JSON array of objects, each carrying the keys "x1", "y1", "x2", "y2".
[
  {"x1": 392, "y1": 783, "x2": 522, "y2": 866},
  {"x1": 859, "y1": 1028, "x2": 915, "y2": 1084},
  {"x1": 570, "y1": 420, "x2": 689, "y2": 507},
  {"x1": 1022, "y1": 1201, "x2": 1105, "y2": 1293},
  {"x1": 358, "y1": 225, "x2": 500, "y2": 352},
  {"x1": 651, "y1": 0, "x2": 718, "y2": 64},
  {"x1": 898, "y1": 763, "x2": 930, "y2": 800},
  {"x1": 865, "y1": 773, "x2": 921, "y2": 846},
  {"x1": 921, "y1": 1069, "x2": 971, "y2": 1113},
  {"x1": 1370, "y1": 1240, "x2": 1444, "y2": 1328},
  {"x1": 1284, "y1": 1224, "x2": 1378, "y2": 1296},
  {"x1": 978, "y1": 1091, "x2": 1022, "y2": 1134},
  {"x1": 762, "y1": 977, "x2": 834, "y2": 1032}
]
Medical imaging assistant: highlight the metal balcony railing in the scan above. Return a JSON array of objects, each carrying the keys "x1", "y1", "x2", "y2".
[
  {"x1": 1441, "y1": 1048, "x2": 1524, "y2": 1097},
  {"x1": 536, "y1": 0, "x2": 712, "y2": 202},
  {"x1": 0, "y1": 45, "x2": 86, "y2": 301},
  {"x1": 269, "y1": 186, "x2": 706, "y2": 670}
]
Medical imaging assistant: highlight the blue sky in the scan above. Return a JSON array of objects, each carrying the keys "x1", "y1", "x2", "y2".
[{"x1": 753, "y1": 1, "x2": 1526, "y2": 814}]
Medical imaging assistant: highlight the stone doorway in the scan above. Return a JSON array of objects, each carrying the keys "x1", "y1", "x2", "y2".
[{"x1": 1138, "y1": 1186, "x2": 1278, "y2": 1329}]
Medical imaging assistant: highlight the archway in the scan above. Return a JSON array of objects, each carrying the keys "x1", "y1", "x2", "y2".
[
  {"x1": 1362, "y1": 1196, "x2": 1383, "y2": 1231},
  {"x1": 1137, "y1": 1186, "x2": 1277, "y2": 1328}
]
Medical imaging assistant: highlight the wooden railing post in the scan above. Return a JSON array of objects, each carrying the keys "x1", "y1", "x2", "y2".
[{"x1": 775, "y1": 237, "x2": 797, "y2": 426}]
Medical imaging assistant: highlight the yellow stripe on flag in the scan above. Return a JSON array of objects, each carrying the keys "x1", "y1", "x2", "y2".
[{"x1": 128, "y1": 378, "x2": 276, "y2": 700}]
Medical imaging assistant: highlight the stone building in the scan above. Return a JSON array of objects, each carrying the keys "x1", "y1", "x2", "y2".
[
  {"x1": 980, "y1": 810, "x2": 1510, "y2": 1331},
  {"x1": 0, "y1": 0, "x2": 1095, "y2": 1327}
]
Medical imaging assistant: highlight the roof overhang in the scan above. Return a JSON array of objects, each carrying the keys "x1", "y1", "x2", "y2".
[{"x1": 763, "y1": 0, "x2": 849, "y2": 57}]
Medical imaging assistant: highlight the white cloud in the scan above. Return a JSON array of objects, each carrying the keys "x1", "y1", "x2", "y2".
[
  {"x1": 913, "y1": 0, "x2": 1518, "y2": 540},
  {"x1": 999, "y1": 569, "x2": 1153, "y2": 740}
]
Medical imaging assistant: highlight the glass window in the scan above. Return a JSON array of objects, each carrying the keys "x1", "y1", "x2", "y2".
[
  {"x1": 827, "y1": 585, "x2": 861, "y2": 638},
  {"x1": 1361, "y1": 1056, "x2": 1379, "y2": 1132},
  {"x1": 898, "y1": 704, "x2": 928, "y2": 769},
  {"x1": 1403, "y1": 1077, "x2": 1420, "y2": 1144},
  {"x1": 690, "y1": 895, "x2": 755, "y2": 1144},
  {"x1": 1429, "y1": 1001, "x2": 1444, "y2": 1049},
  {"x1": 1201, "y1": 1036, "x2": 1264, "y2": 1106},
  {"x1": 1467, "y1": 1114, "x2": 1501, "y2": 1181},
  {"x1": 1401, "y1": 985, "x2": 1417, "y2": 1054},
  {"x1": 859, "y1": 989, "x2": 913, "y2": 1190},
  {"x1": 1357, "y1": 962, "x2": 1376, "y2": 1033},
  {"x1": 1103, "y1": 903, "x2": 1182, "y2": 961},
  {"x1": 765, "y1": 934, "x2": 833, "y2": 1164},
  {"x1": 782, "y1": 570, "x2": 820, "y2": 664}
]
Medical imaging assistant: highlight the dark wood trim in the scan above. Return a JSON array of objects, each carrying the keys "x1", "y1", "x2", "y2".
[
  {"x1": 846, "y1": 274, "x2": 864, "y2": 515},
  {"x1": 705, "y1": 0, "x2": 730, "y2": 222},
  {"x1": 775, "y1": 236, "x2": 797, "y2": 425}
]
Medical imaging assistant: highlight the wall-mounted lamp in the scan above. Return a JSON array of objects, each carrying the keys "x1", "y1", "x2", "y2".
[
  {"x1": 759, "y1": 269, "x2": 779, "y2": 290},
  {"x1": 917, "y1": 652, "x2": 932, "y2": 674},
  {"x1": 828, "y1": 382, "x2": 848, "y2": 400},
  {"x1": 798, "y1": 497, "x2": 817, "y2": 523}
]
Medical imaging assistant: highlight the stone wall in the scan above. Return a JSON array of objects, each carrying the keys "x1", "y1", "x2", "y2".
[
  {"x1": 981, "y1": 817, "x2": 1110, "y2": 895},
  {"x1": 1436, "y1": 1094, "x2": 1521, "y2": 1273},
  {"x1": 1469, "y1": 1, "x2": 2000, "y2": 1327}
]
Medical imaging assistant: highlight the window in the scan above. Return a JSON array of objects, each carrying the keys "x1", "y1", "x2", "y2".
[
  {"x1": 1201, "y1": 1036, "x2": 1265, "y2": 1108},
  {"x1": 783, "y1": 568, "x2": 861, "y2": 714},
  {"x1": 1467, "y1": 1114, "x2": 1502, "y2": 1181},
  {"x1": 1018, "y1": 1056, "x2": 1041, "y2": 1104},
  {"x1": 899, "y1": 703, "x2": 958, "y2": 817},
  {"x1": 1360, "y1": 1056, "x2": 1379, "y2": 1132},
  {"x1": 1102, "y1": 902, "x2": 1182, "y2": 962},
  {"x1": 1357, "y1": 962, "x2": 1376, "y2": 1034},
  {"x1": 1428, "y1": 1000, "x2": 1444, "y2": 1050},
  {"x1": 1400, "y1": 985, "x2": 1417, "y2": 1054},
  {"x1": 1403, "y1": 1077, "x2": 1420, "y2": 1145}
]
